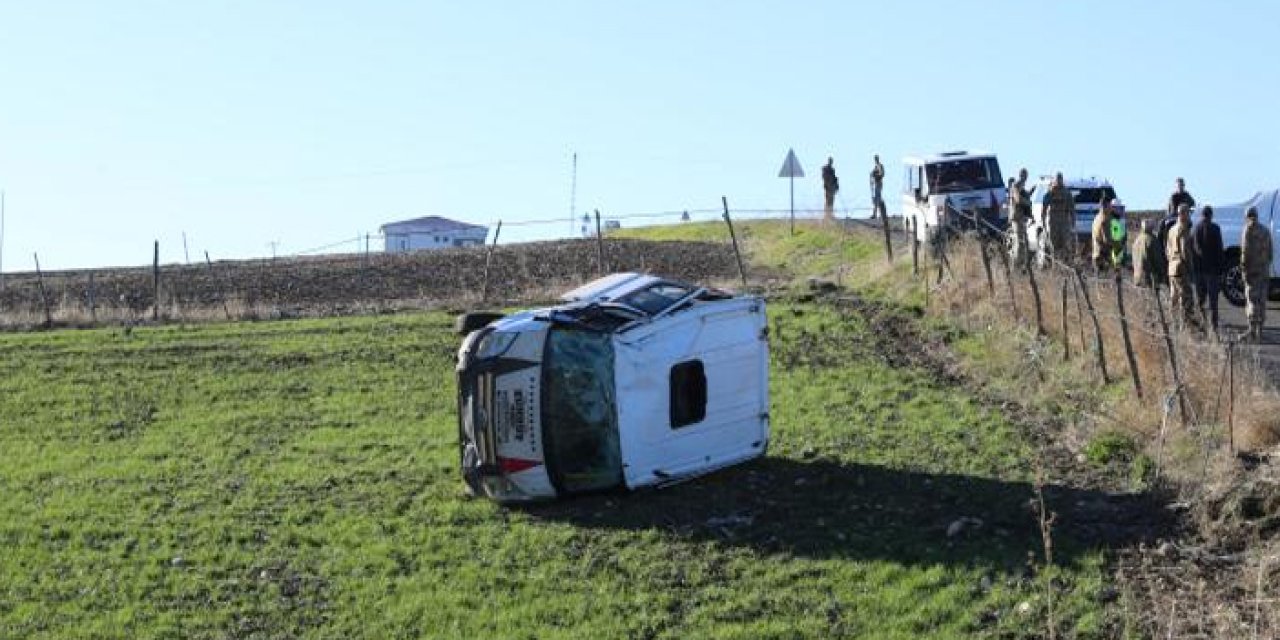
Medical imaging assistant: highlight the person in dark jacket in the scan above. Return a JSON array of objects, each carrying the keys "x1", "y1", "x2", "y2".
[
  {"x1": 822, "y1": 157, "x2": 839, "y2": 221},
  {"x1": 1189, "y1": 204, "x2": 1225, "y2": 333},
  {"x1": 1166, "y1": 178, "x2": 1196, "y2": 217}
]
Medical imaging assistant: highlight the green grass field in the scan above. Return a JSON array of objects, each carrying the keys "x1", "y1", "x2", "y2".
[
  {"x1": 0, "y1": 221, "x2": 1143, "y2": 638},
  {"x1": 0, "y1": 290, "x2": 1124, "y2": 638}
]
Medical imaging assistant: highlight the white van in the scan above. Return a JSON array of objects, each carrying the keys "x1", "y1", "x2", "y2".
[
  {"x1": 902, "y1": 151, "x2": 1006, "y2": 242},
  {"x1": 456, "y1": 273, "x2": 770, "y2": 502},
  {"x1": 1022, "y1": 177, "x2": 1127, "y2": 262}
]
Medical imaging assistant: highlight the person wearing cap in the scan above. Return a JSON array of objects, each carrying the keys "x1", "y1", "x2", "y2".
[
  {"x1": 1044, "y1": 172, "x2": 1076, "y2": 265},
  {"x1": 1241, "y1": 206, "x2": 1273, "y2": 342},
  {"x1": 1131, "y1": 219, "x2": 1157, "y2": 287},
  {"x1": 1091, "y1": 200, "x2": 1114, "y2": 273},
  {"x1": 822, "y1": 157, "x2": 839, "y2": 221},
  {"x1": 1166, "y1": 204, "x2": 1194, "y2": 329},
  {"x1": 1190, "y1": 204, "x2": 1225, "y2": 334}
]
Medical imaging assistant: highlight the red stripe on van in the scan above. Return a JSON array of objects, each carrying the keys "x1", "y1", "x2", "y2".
[{"x1": 498, "y1": 456, "x2": 542, "y2": 474}]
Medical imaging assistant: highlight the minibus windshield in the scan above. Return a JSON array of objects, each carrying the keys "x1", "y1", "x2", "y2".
[{"x1": 541, "y1": 328, "x2": 623, "y2": 493}]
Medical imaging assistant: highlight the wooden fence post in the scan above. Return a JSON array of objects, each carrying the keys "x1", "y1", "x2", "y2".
[
  {"x1": 1227, "y1": 341, "x2": 1235, "y2": 454},
  {"x1": 33, "y1": 252, "x2": 51, "y2": 327},
  {"x1": 935, "y1": 231, "x2": 953, "y2": 284},
  {"x1": 978, "y1": 238, "x2": 996, "y2": 296},
  {"x1": 1072, "y1": 277, "x2": 1087, "y2": 352},
  {"x1": 721, "y1": 197, "x2": 748, "y2": 288},
  {"x1": 1114, "y1": 273, "x2": 1143, "y2": 399},
  {"x1": 1151, "y1": 283, "x2": 1190, "y2": 427},
  {"x1": 1027, "y1": 263, "x2": 1045, "y2": 336},
  {"x1": 1059, "y1": 276, "x2": 1069, "y2": 360},
  {"x1": 994, "y1": 241, "x2": 1020, "y2": 321},
  {"x1": 1073, "y1": 268, "x2": 1109, "y2": 383},
  {"x1": 879, "y1": 207, "x2": 894, "y2": 264},
  {"x1": 88, "y1": 272, "x2": 97, "y2": 324},
  {"x1": 480, "y1": 221, "x2": 502, "y2": 304},
  {"x1": 204, "y1": 251, "x2": 233, "y2": 321},
  {"x1": 594, "y1": 210, "x2": 606, "y2": 275},
  {"x1": 911, "y1": 219, "x2": 920, "y2": 277},
  {"x1": 152, "y1": 240, "x2": 160, "y2": 322}
]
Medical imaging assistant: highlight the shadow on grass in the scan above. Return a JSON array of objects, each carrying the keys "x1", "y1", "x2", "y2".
[{"x1": 522, "y1": 457, "x2": 1171, "y2": 569}]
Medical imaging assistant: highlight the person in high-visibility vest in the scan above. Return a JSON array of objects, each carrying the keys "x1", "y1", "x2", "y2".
[{"x1": 1108, "y1": 199, "x2": 1128, "y2": 268}]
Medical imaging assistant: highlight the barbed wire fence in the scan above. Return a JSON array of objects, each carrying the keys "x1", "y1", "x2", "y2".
[
  {"x1": 891, "y1": 205, "x2": 1280, "y2": 637},
  {"x1": 915, "y1": 205, "x2": 1278, "y2": 473},
  {"x1": 0, "y1": 203, "x2": 877, "y2": 329}
]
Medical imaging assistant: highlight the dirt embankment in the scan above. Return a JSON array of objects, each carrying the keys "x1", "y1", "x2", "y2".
[{"x1": 0, "y1": 239, "x2": 739, "y2": 325}]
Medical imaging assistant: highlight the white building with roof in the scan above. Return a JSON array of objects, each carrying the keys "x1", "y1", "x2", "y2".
[{"x1": 380, "y1": 216, "x2": 489, "y2": 253}]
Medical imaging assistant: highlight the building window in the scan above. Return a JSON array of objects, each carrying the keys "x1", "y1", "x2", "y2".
[{"x1": 669, "y1": 360, "x2": 707, "y2": 428}]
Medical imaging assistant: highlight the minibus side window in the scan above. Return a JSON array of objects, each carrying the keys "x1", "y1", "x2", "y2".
[{"x1": 669, "y1": 360, "x2": 707, "y2": 428}]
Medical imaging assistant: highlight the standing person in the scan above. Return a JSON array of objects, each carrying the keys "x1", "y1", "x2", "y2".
[
  {"x1": 1166, "y1": 177, "x2": 1196, "y2": 218},
  {"x1": 1091, "y1": 200, "x2": 1114, "y2": 273},
  {"x1": 1009, "y1": 169, "x2": 1032, "y2": 270},
  {"x1": 1153, "y1": 178, "x2": 1197, "y2": 286},
  {"x1": 1108, "y1": 200, "x2": 1128, "y2": 268},
  {"x1": 1241, "y1": 206, "x2": 1273, "y2": 342},
  {"x1": 822, "y1": 157, "x2": 839, "y2": 221},
  {"x1": 1131, "y1": 219, "x2": 1157, "y2": 287},
  {"x1": 1166, "y1": 204, "x2": 1194, "y2": 329},
  {"x1": 1189, "y1": 205, "x2": 1225, "y2": 334},
  {"x1": 1044, "y1": 172, "x2": 1076, "y2": 265},
  {"x1": 869, "y1": 155, "x2": 885, "y2": 219}
]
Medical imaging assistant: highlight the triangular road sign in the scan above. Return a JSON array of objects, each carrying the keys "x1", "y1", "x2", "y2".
[{"x1": 778, "y1": 148, "x2": 805, "y2": 178}]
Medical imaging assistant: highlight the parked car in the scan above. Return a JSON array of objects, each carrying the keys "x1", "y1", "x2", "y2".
[
  {"x1": 901, "y1": 151, "x2": 1007, "y2": 241},
  {"x1": 456, "y1": 273, "x2": 770, "y2": 502},
  {"x1": 1200, "y1": 189, "x2": 1280, "y2": 307},
  {"x1": 1021, "y1": 176, "x2": 1128, "y2": 266}
]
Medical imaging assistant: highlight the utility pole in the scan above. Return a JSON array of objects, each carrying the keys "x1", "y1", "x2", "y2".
[
  {"x1": 268, "y1": 241, "x2": 279, "y2": 261},
  {"x1": 182, "y1": 232, "x2": 190, "y2": 264},
  {"x1": 569, "y1": 152, "x2": 578, "y2": 235}
]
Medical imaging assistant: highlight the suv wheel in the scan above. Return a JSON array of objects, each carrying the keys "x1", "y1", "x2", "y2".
[{"x1": 1223, "y1": 265, "x2": 1247, "y2": 308}]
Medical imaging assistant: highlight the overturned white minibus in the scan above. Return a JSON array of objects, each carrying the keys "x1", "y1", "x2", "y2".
[{"x1": 456, "y1": 273, "x2": 770, "y2": 502}]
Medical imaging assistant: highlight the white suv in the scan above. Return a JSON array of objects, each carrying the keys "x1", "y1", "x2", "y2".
[{"x1": 1023, "y1": 177, "x2": 1124, "y2": 260}]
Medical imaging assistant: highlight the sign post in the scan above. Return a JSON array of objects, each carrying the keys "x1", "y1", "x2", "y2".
[{"x1": 777, "y1": 149, "x2": 805, "y2": 235}]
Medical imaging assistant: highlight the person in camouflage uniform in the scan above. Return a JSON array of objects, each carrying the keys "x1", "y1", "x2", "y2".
[
  {"x1": 1010, "y1": 169, "x2": 1032, "y2": 270},
  {"x1": 1241, "y1": 206, "x2": 1273, "y2": 342},
  {"x1": 1152, "y1": 178, "x2": 1197, "y2": 285},
  {"x1": 1131, "y1": 219, "x2": 1156, "y2": 287},
  {"x1": 1166, "y1": 204, "x2": 1194, "y2": 330},
  {"x1": 1044, "y1": 172, "x2": 1076, "y2": 265},
  {"x1": 869, "y1": 155, "x2": 886, "y2": 219}
]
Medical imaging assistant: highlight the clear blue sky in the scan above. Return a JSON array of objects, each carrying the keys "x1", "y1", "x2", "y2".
[{"x1": 1, "y1": 1, "x2": 1277, "y2": 269}]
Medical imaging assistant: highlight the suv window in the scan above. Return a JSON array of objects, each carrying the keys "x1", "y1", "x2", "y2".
[
  {"x1": 925, "y1": 158, "x2": 1003, "y2": 194},
  {"x1": 1070, "y1": 187, "x2": 1117, "y2": 206},
  {"x1": 669, "y1": 360, "x2": 707, "y2": 428}
]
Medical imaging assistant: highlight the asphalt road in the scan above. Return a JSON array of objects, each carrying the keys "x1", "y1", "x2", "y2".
[{"x1": 1215, "y1": 297, "x2": 1280, "y2": 381}]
